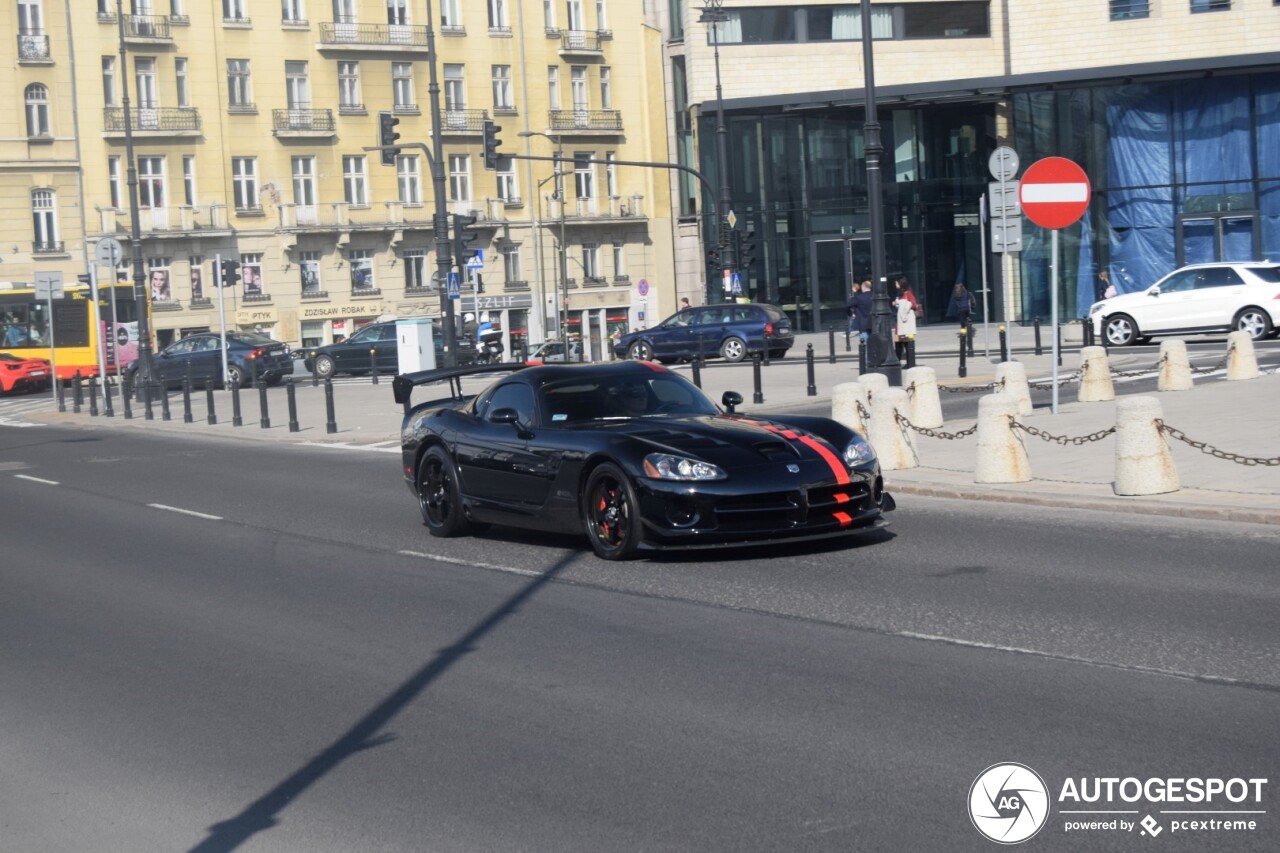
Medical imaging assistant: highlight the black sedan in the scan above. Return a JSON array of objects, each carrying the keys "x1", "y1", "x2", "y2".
[
  {"x1": 393, "y1": 361, "x2": 893, "y2": 560},
  {"x1": 124, "y1": 331, "x2": 292, "y2": 388},
  {"x1": 304, "y1": 321, "x2": 477, "y2": 378}
]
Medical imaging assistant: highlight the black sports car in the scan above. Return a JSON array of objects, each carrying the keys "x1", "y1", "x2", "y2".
[{"x1": 392, "y1": 361, "x2": 894, "y2": 560}]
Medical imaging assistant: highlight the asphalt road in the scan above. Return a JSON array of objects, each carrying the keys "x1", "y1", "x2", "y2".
[{"x1": 2, "y1": 425, "x2": 1277, "y2": 852}]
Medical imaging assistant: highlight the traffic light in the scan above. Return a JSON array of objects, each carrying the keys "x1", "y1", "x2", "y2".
[
  {"x1": 378, "y1": 111, "x2": 401, "y2": 166},
  {"x1": 706, "y1": 247, "x2": 721, "y2": 274},
  {"x1": 481, "y1": 119, "x2": 502, "y2": 170},
  {"x1": 452, "y1": 213, "x2": 479, "y2": 270},
  {"x1": 737, "y1": 228, "x2": 757, "y2": 270},
  {"x1": 220, "y1": 259, "x2": 241, "y2": 288}
]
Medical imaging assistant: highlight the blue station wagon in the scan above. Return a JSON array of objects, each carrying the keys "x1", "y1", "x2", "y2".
[{"x1": 613, "y1": 303, "x2": 794, "y2": 363}]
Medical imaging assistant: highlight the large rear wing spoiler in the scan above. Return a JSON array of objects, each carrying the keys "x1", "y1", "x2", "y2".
[{"x1": 392, "y1": 362, "x2": 527, "y2": 414}]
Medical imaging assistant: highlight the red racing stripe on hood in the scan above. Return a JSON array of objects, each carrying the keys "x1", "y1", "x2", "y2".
[{"x1": 758, "y1": 423, "x2": 850, "y2": 485}]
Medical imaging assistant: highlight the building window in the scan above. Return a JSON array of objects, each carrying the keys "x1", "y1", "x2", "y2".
[
  {"x1": 492, "y1": 65, "x2": 513, "y2": 110},
  {"x1": 343, "y1": 155, "x2": 368, "y2": 206},
  {"x1": 393, "y1": 62, "x2": 415, "y2": 109},
  {"x1": 571, "y1": 66, "x2": 588, "y2": 111},
  {"x1": 292, "y1": 156, "x2": 317, "y2": 217},
  {"x1": 543, "y1": 0, "x2": 555, "y2": 29},
  {"x1": 574, "y1": 152, "x2": 595, "y2": 200},
  {"x1": 503, "y1": 243, "x2": 521, "y2": 283},
  {"x1": 25, "y1": 84, "x2": 50, "y2": 137},
  {"x1": 488, "y1": 0, "x2": 508, "y2": 29},
  {"x1": 404, "y1": 249, "x2": 430, "y2": 290},
  {"x1": 285, "y1": 60, "x2": 310, "y2": 109},
  {"x1": 496, "y1": 156, "x2": 518, "y2": 202},
  {"x1": 582, "y1": 243, "x2": 599, "y2": 280},
  {"x1": 32, "y1": 190, "x2": 58, "y2": 253},
  {"x1": 242, "y1": 253, "x2": 264, "y2": 297},
  {"x1": 176, "y1": 58, "x2": 190, "y2": 107},
  {"x1": 108, "y1": 156, "x2": 122, "y2": 208},
  {"x1": 350, "y1": 249, "x2": 374, "y2": 292},
  {"x1": 449, "y1": 154, "x2": 471, "y2": 204},
  {"x1": 338, "y1": 61, "x2": 361, "y2": 109},
  {"x1": 596, "y1": 0, "x2": 608, "y2": 29},
  {"x1": 134, "y1": 57, "x2": 158, "y2": 112},
  {"x1": 1190, "y1": 0, "x2": 1230, "y2": 10},
  {"x1": 443, "y1": 63, "x2": 465, "y2": 110},
  {"x1": 387, "y1": 0, "x2": 409, "y2": 26},
  {"x1": 606, "y1": 151, "x2": 618, "y2": 199},
  {"x1": 102, "y1": 57, "x2": 116, "y2": 106},
  {"x1": 148, "y1": 258, "x2": 172, "y2": 302},
  {"x1": 227, "y1": 59, "x2": 252, "y2": 107},
  {"x1": 282, "y1": 0, "x2": 306, "y2": 23},
  {"x1": 333, "y1": 0, "x2": 354, "y2": 24},
  {"x1": 232, "y1": 157, "x2": 258, "y2": 210},
  {"x1": 189, "y1": 255, "x2": 205, "y2": 301},
  {"x1": 548, "y1": 66, "x2": 560, "y2": 110},
  {"x1": 138, "y1": 156, "x2": 165, "y2": 208},
  {"x1": 182, "y1": 155, "x2": 197, "y2": 206},
  {"x1": 397, "y1": 155, "x2": 422, "y2": 204},
  {"x1": 600, "y1": 67, "x2": 612, "y2": 110},
  {"x1": 612, "y1": 240, "x2": 625, "y2": 279},
  {"x1": 222, "y1": 0, "x2": 248, "y2": 23},
  {"x1": 440, "y1": 0, "x2": 461, "y2": 28},
  {"x1": 300, "y1": 250, "x2": 322, "y2": 294},
  {"x1": 1109, "y1": 0, "x2": 1150, "y2": 18}
]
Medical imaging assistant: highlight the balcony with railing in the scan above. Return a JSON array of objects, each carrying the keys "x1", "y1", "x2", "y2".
[
  {"x1": 272, "y1": 107, "x2": 336, "y2": 137},
  {"x1": 123, "y1": 14, "x2": 172, "y2": 42},
  {"x1": 17, "y1": 32, "x2": 51, "y2": 63},
  {"x1": 318, "y1": 21, "x2": 430, "y2": 53},
  {"x1": 277, "y1": 201, "x2": 434, "y2": 231},
  {"x1": 559, "y1": 30, "x2": 604, "y2": 55},
  {"x1": 33, "y1": 240, "x2": 65, "y2": 255},
  {"x1": 103, "y1": 107, "x2": 201, "y2": 138},
  {"x1": 95, "y1": 204, "x2": 230, "y2": 236},
  {"x1": 548, "y1": 109, "x2": 623, "y2": 135},
  {"x1": 437, "y1": 108, "x2": 487, "y2": 135},
  {"x1": 544, "y1": 194, "x2": 645, "y2": 222}
]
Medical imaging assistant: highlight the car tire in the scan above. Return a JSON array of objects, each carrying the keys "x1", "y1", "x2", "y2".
[
  {"x1": 628, "y1": 341, "x2": 653, "y2": 361},
  {"x1": 769, "y1": 349, "x2": 788, "y2": 360},
  {"x1": 720, "y1": 337, "x2": 747, "y2": 362},
  {"x1": 225, "y1": 364, "x2": 246, "y2": 387},
  {"x1": 583, "y1": 462, "x2": 643, "y2": 560},
  {"x1": 313, "y1": 354, "x2": 336, "y2": 379},
  {"x1": 1234, "y1": 307, "x2": 1272, "y2": 341},
  {"x1": 1104, "y1": 314, "x2": 1138, "y2": 347},
  {"x1": 418, "y1": 446, "x2": 471, "y2": 538}
]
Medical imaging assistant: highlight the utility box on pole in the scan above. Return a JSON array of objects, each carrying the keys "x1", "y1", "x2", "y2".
[{"x1": 397, "y1": 317, "x2": 436, "y2": 374}]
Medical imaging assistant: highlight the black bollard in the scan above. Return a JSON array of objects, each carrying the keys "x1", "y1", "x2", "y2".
[
  {"x1": 845, "y1": 330, "x2": 852, "y2": 353},
  {"x1": 56, "y1": 376, "x2": 65, "y2": 412},
  {"x1": 827, "y1": 328, "x2": 837, "y2": 364},
  {"x1": 312, "y1": 358, "x2": 319, "y2": 387},
  {"x1": 999, "y1": 326, "x2": 1009, "y2": 362},
  {"x1": 369, "y1": 348, "x2": 379, "y2": 384},
  {"x1": 72, "y1": 372, "x2": 83, "y2": 414},
  {"x1": 905, "y1": 337, "x2": 917, "y2": 369},
  {"x1": 205, "y1": 379, "x2": 217, "y2": 425},
  {"x1": 258, "y1": 379, "x2": 270, "y2": 428},
  {"x1": 858, "y1": 336, "x2": 867, "y2": 375},
  {"x1": 958, "y1": 330, "x2": 968, "y2": 378},
  {"x1": 231, "y1": 376, "x2": 243, "y2": 427},
  {"x1": 1083, "y1": 320, "x2": 1094, "y2": 348},
  {"x1": 182, "y1": 373, "x2": 193, "y2": 423},
  {"x1": 88, "y1": 377, "x2": 99, "y2": 417},
  {"x1": 752, "y1": 354, "x2": 764, "y2": 404},
  {"x1": 762, "y1": 332, "x2": 771, "y2": 367},
  {"x1": 1056, "y1": 322, "x2": 1063, "y2": 367},
  {"x1": 691, "y1": 355, "x2": 702, "y2": 389},
  {"x1": 696, "y1": 339, "x2": 704, "y2": 370},
  {"x1": 324, "y1": 377, "x2": 338, "y2": 434},
  {"x1": 287, "y1": 379, "x2": 300, "y2": 432},
  {"x1": 143, "y1": 378, "x2": 154, "y2": 420},
  {"x1": 159, "y1": 383, "x2": 171, "y2": 421},
  {"x1": 247, "y1": 358, "x2": 257, "y2": 389},
  {"x1": 966, "y1": 318, "x2": 975, "y2": 357},
  {"x1": 121, "y1": 377, "x2": 133, "y2": 419},
  {"x1": 1033, "y1": 316, "x2": 1043, "y2": 356},
  {"x1": 805, "y1": 344, "x2": 817, "y2": 397},
  {"x1": 102, "y1": 375, "x2": 114, "y2": 418}
]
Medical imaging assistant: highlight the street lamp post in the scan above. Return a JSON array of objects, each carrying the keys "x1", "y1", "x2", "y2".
[
  {"x1": 518, "y1": 131, "x2": 569, "y2": 354},
  {"x1": 699, "y1": 0, "x2": 733, "y2": 306},
  {"x1": 860, "y1": 0, "x2": 901, "y2": 385},
  {"x1": 424, "y1": 0, "x2": 459, "y2": 366}
]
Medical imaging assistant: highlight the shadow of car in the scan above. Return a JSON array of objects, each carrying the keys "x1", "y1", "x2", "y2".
[
  {"x1": 612, "y1": 302, "x2": 794, "y2": 363},
  {"x1": 124, "y1": 331, "x2": 291, "y2": 388}
]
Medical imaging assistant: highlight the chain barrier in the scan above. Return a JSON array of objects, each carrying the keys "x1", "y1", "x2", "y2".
[
  {"x1": 1028, "y1": 370, "x2": 1082, "y2": 391},
  {"x1": 856, "y1": 400, "x2": 871, "y2": 422},
  {"x1": 1011, "y1": 420, "x2": 1116, "y2": 446},
  {"x1": 940, "y1": 378, "x2": 1002, "y2": 394},
  {"x1": 1190, "y1": 353, "x2": 1230, "y2": 376},
  {"x1": 1157, "y1": 420, "x2": 1280, "y2": 467},
  {"x1": 894, "y1": 411, "x2": 978, "y2": 440}
]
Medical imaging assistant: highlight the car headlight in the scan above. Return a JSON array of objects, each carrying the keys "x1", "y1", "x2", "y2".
[
  {"x1": 844, "y1": 437, "x2": 876, "y2": 468},
  {"x1": 643, "y1": 453, "x2": 726, "y2": 481},
  {"x1": 1089, "y1": 302, "x2": 1104, "y2": 315}
]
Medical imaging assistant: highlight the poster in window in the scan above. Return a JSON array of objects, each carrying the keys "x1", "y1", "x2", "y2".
[
  {"x1": 190, "y1": 264, "x2": 204, "y2": 301},
  {"x1": 301, "y1": 258, "x2": 321, "y2": 294},
  {"x1": 243, "y1": 264, "x2": 263, "y2": 296},
  {"x1": 149, "y1": 268, "x2": 171, "y2": 301}
]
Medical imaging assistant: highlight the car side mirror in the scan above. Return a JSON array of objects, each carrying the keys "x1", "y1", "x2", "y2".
[
  {"x1": 1148, "y1": 287, "x2": 1160, "y2": 297},
  {"x1": 490, "y1": 407, "x2": 533, "y2": 439},
  {"x1": 722, "y1": 391, "x2": 743, "y2": 414}
]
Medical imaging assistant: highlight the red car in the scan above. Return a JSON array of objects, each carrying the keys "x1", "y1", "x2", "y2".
[{"x1": 0, "y1": 352, "x2": 53, "y2": 395}]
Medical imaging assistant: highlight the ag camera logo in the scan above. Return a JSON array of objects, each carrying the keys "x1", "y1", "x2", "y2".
[{"x1": 969, "y1": 763, "x2": 1050, "y2": 844}]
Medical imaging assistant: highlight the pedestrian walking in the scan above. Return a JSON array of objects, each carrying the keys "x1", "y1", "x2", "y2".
[
  {"x1": 952, "y1": 282, "x2": 973, "y2": 327},
  {"x1": 893, "y1": 278, "x2": 919, "y2": 362}
]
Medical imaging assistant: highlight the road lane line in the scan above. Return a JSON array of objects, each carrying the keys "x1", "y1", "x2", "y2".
[
  {"x1": 148, "y1": 503, "x2": 223, "y2": 521},
  {"x1": 398, "y1": 550, "x2": 541, "y2": 577},
  {"x1": 14, "y1": 474, "x2": 59, "y2": 485}
]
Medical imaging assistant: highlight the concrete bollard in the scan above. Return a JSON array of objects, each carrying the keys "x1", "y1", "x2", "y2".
[
  {"x1": 974, "y1": 394, "x2": 1032, "y2": 484},
  {"x1": 903, "y1": 366, "x2": 943, "y2": 429},
  {"x1": 1114, "y1": 395, "x2": 1179, "y2": 496},
  {"x1": 1225, "y1": 331, "x2": 1260, "y2": 381},
  {"x1": 993, "y1": 361, "x2": 1033, "y2": 416},
  {"x1": 831, "y1": 382, "x2": 871, "y2": 435},
  {"x1": 1157, "y1": 339, "x2": 1194, "y2": 392},
  {"x1": 866, "y1": 387, "x2": 917, "y2": 471},
  {"x1": 1077, "y1": 346, "x2": 1115, "y2": 402},
  {"x1": 858, "y1": 372, "x2": 890, "y2": 402}
]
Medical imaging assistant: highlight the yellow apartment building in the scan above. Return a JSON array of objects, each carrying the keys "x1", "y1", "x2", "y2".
[{"x1": 2, "y1": 0, "x2": 674, "y2": 361}]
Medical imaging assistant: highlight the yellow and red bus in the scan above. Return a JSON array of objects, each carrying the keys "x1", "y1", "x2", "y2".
[{"x1": 0, "y1": 282, "x2": 140, "y2": 379}]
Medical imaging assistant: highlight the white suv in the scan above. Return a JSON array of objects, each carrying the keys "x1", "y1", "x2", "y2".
[{"x1": 1089, "y1": 262, "x2": 1280, "y2": 346}]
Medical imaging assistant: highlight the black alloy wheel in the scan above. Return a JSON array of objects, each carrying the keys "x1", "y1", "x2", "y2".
[
  {"x1": 419, "y1": 446, "x2": 470, "y2": 537},
  {"x1": 583, "y1": 463, "x2": 643, "y2": 560}
]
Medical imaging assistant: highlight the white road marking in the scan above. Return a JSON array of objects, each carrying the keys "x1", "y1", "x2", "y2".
[
  {"x1": 296, "y1": 441, "x2": 400, "y2": 453},
  {"x1": 398, "y1": 550, "x2": 542, "y2": 578},
  {"x1": 14, "y1": 474, "x2": 59, "y2": 485},
  {"x1": 148, "y1": 503, "x2": 223, "y2": 521}
]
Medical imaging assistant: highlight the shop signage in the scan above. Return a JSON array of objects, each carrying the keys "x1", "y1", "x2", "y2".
[
  {"x1": 301, "y1": 303, "x2": 384, "y2": 319},
  {"x1": 475, "y1": 294, "x2": 533, "y2": 311}
]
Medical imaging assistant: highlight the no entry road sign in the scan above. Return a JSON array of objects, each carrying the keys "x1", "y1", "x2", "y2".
[{"x1": 1018, "y1": 156, "x2": 1090, "y2": 230}]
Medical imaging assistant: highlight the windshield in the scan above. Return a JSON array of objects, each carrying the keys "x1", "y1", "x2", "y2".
[{"x1": 540, "y1": 372, "x2": 718, "y2": 424}]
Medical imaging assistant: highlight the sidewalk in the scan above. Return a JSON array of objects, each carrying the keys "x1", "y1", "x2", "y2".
[{"x1": 22, "y1": 325, "x2": 1280, "y2": 525}]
